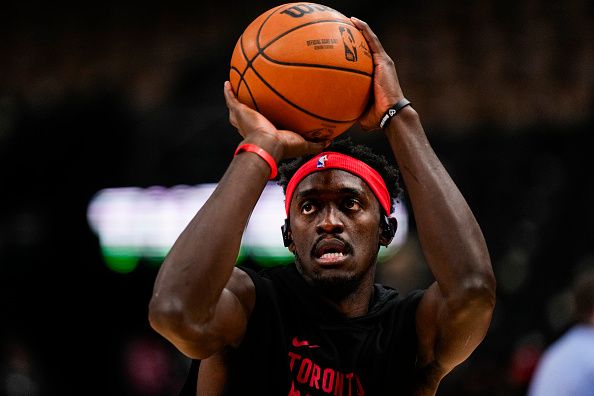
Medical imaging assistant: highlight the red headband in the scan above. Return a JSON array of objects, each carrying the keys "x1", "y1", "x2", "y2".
[{"x1": 285, "y1": 151, "x2": 393, "y2": 216}]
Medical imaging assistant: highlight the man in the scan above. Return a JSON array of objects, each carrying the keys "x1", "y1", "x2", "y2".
[
  {"x1": 149, "y1": 17, "x2": 496, "y2": 395},
  {"x1": 528, "y1": 268, "x2": 594, "y2": 396}
]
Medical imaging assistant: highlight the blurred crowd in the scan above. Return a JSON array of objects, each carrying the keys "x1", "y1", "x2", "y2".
[{"x1": 1, "y1": 0, "x2": 592, "y2": 131}]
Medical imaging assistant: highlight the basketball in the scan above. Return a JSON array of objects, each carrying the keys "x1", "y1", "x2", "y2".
[{"x1": 229, "y1": 3, "x2": 373, "y2": 142}]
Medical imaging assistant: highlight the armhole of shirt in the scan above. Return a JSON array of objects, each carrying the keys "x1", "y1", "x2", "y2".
[
  {"x1": 176, "y1": 267, "x2": 269, "y2": 396},
  {"x1": 178, "y1": 359, "x2": 200, "y2": 396},
  {"x1": 237, "y1": 265, "x2": 271, "y2": 329},
  {"x1": 398, "y1": 289, "x2": 425, "y2": 367}
]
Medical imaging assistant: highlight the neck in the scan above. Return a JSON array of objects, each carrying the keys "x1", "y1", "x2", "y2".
[
  {"x1": 296, "y1": 262, "x2": 377, "y2": 318},
  {"x1": 323, "y1": 277, "x2": 375, "y2": 317}
]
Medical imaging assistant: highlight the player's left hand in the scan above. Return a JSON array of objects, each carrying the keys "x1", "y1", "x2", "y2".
[{"x1": 351, "y1": 17, "x2": 405, "y2": 131}]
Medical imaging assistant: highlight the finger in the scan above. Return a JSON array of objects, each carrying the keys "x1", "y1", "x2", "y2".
[
  {"x1": 223, "y1": 81, "x2": 238, "y2": 108},
  {"x1": 350, "y1": 17, "x2": 386, "y2": 56},
  {"x1": 223, "y1": 81, "x2": 239, "y2": 128}
]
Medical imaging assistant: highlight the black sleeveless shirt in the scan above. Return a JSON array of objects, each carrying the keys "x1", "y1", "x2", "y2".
[{"x1": 180, "y1": 264, "x2": 424, "y2": 395}]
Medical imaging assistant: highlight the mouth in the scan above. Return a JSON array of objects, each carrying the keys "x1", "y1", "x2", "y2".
[{"x1": 313, "y1": 238, "x2": 350, "y2": 265}]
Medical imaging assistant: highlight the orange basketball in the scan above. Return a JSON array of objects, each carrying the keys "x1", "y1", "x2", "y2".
[{"x1": 229, "y1": 3, "x2": 373, "y2": 142}]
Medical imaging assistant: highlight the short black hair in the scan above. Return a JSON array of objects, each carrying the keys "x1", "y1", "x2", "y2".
[{"x1": 277, "y1": 137, "x2": 402, "y2": 212}]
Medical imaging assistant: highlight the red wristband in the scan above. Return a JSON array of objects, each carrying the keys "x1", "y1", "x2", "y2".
[{"x1": 234, "y1": 143, "x2": 278, "y2": 180}]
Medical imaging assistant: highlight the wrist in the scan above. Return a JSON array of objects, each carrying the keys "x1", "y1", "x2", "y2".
[
  {"x1": 383, "y1": 105, "x2": 421, "y2": 141},
  {"x1": 240, "y1": 133, "x2": 284, "y2": 163},
  {"x1": 234, "y1": 141, "x2": 279, "y2": 180},
  {"x1": 384, "y1": 103, "x2": 417, "y2": 126},
  {"x1": 379, "y1": 98, "x2": 412, "y2": 130}
]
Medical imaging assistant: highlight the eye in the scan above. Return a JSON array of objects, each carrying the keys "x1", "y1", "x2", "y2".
[
  {"x1": 301, "y1": 201, "x2": 316, "y2": 215},
  {"x1": 343, "y1": 198, "x2": 361, "y2": 211}
]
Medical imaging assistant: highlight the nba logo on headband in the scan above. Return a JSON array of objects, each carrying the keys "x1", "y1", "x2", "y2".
[{"x1": 317, "y1": 155, "x2": 328, "y2": 168}]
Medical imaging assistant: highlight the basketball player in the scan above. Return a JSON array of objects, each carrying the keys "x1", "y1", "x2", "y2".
[{"x1": 149, "y1": 17, "x2": 496, "y2": 395}]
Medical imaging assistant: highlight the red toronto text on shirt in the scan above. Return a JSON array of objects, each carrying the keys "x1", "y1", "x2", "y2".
[{"x1": 287, "y1": 351, "x2": 365, "y2": 395}]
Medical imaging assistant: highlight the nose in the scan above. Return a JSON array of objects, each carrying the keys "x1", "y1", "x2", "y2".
[{"x1": 316, "y1": 205, "x2": 344, "y2": 235}]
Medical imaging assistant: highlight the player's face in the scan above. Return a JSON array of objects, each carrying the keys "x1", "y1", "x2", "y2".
[{"x1": 288, "y1": 170, "x2": 383, "y2": 298}]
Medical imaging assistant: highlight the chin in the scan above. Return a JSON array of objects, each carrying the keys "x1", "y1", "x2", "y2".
[
  {"x1": 295, "y1": 257, "x2": 363, "y2": 300},
  {"x1": 313, "y1": 273, "x2": 361, "y2": 301}
]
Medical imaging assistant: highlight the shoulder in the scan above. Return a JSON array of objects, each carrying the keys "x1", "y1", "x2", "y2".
[
  {"x1": 234, "y1": 265, "x2": 293, "y2": 309},
  {"x1": 544, "y1": 326, "x2": 594, "y2": 361},
  {"x1": 370, "y1": 286, "x2": 425, "y2": 350},
  {"x1": 374, "y1": 286, "x2": 424, "y2": 318},
  {"x1": 236, "y1": 264, "x2": 289, "y2": 287},
  {"x1": 238, "y1": 264, "x2": 300, "y2": 289},
  {"x1": 393, "y1": 289, "x2": 425, "y2": 334},
  {"x1": 226, "y1": 267, "x2": 257, "y2": 315}
]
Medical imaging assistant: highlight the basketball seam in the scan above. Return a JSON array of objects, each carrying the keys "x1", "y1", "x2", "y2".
[
  {"x1": 257, "y1": 55, "x2": 373, "y2": 77},
  {"x1": 230, "y1": 65, "x2": 259, "y2": 113},
  {"x1": 237, "y1": 35, "x2": 260, "y2": 112},
  {"x1": 253, "y1": 11, "x2": 363, "y2": 123},
  {"x1": 234, "y1": 7, "x2": 365, "y2": 125},
  {"x1": 248, "y1": 64, "x2": 356, "y2": 123},
  {"x1": 257, "y1": 20, "x2": 372, "y2": 77},
  {"x1": 258, "y1": 18, "x2": 352, "y2": 50}
]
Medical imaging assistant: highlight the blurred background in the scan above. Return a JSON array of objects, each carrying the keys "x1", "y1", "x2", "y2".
[{"x1": 1, "y1": 0, "x2": 593, "y2": 394}]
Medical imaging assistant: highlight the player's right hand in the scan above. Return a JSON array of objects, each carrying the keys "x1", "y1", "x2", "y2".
[{"x1": 224, "y1": 81, "x2": 329, "y2": 159}]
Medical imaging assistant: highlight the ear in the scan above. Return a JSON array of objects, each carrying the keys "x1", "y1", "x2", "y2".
[
  {"x1": 379, "y1": 216, "x2": 398, "y2": 247},
  {"x1": 281, "y1": 219, "x2": 294, "y2": 252}
]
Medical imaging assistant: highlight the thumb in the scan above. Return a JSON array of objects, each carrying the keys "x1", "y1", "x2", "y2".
[
  {"x1": 277, "y1": 131, "x2": 331, "y2": 158},
  {"x1": 299, "y1": 139, "x2": 332, "y2": 156}
]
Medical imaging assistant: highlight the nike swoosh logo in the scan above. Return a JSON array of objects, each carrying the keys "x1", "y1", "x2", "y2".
[{"x1": 292, "y1": 336, "x2": 319, "y2": 348}]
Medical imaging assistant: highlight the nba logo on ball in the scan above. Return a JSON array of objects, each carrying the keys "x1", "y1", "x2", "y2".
[{"x1": 229, "y1": 3, "x2": 373, "y2": 142}]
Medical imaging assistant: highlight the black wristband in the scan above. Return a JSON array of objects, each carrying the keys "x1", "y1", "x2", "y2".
[{"x1": 379, "y1": 98, "x2": 411, "y2": 129}]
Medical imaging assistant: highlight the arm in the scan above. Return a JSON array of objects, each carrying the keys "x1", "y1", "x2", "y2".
[
  {"x1": 351, "y1": 18, "x2": 496, "y2": 373},
  {"x1": 148, "y1": 82, "x2": 327, "y2": 359}
]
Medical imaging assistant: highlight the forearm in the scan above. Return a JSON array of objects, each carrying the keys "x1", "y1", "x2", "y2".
[
  {"x1": 385, "y1": 106, "x2": 495, "y2": 299},
  {"x1": 150, "y1": 135, "x2": 282, "y2": 327}
]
